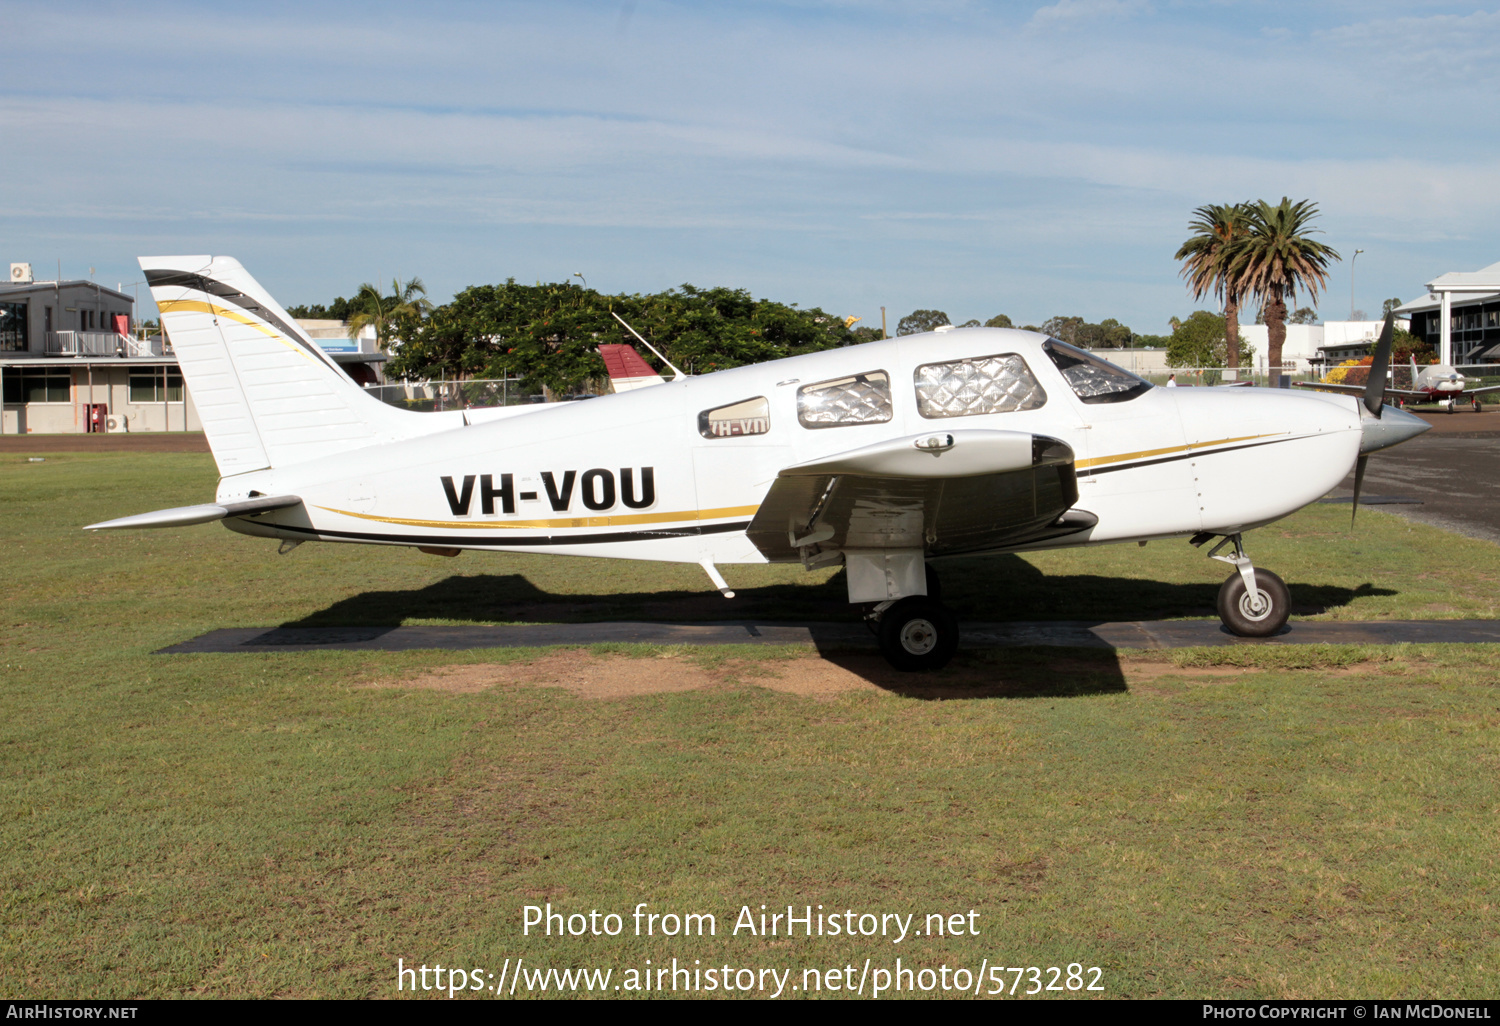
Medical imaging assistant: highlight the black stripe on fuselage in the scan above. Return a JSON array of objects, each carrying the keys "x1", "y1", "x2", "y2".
[
  {"x1": 144, "y1": 268, "x2": 335, "y2": 367},
  {"x1": 1086, "y1": 436, "x2": 1299, "y2": 476},
  {"x1": 257, "y1": 519, "x2": 753, "y2": 547}
]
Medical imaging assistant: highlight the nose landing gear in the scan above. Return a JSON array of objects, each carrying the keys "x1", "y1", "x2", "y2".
[{"x1": 1196, "y1": 533, "x2": 1290, "y2": 637}]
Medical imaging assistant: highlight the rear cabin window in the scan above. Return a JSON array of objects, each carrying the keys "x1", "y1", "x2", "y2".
[
  {"x1": 914, "y1": 353, "x2": 1046, "y2": 418},
  {"x1": 699, "y1": 397, "x2": 770, "y2": 439},
  {"x1": 1042, "y1": 339, "x2": 1152, "y2": 404},
  {"x1": 796, "y1": 371, "x2": 893, "y2": 428}
]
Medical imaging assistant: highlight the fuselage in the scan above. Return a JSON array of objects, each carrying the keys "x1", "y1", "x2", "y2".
[
  {"x1": 1416, "y1": 364, "x2": 1466, "y2": 396},
  {"x1": 220, "y1": 329, "x2": 1366, "y2": 564}
]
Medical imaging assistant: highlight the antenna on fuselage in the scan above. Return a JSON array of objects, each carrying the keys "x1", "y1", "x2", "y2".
[{"x1": 610, "y1": 311, "x2": 688, "y2": 381}]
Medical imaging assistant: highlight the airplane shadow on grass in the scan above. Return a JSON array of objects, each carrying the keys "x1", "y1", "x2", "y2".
[
  {"x1": 279, "y1": 555, "x2": 1396, "y2": 700},
  {"x1": 286, "y1": 553, "x2": 1396, "y2": 629}
]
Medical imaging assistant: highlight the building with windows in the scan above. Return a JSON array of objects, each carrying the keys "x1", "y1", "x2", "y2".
[
  {"x1": 1, "y1": 266, "x2": 386, "y2": 433},
  {"x1": 1396, "y1": 261, "x2": 1500, "y2": 365},
  {"x1": 0, "y1": 273, "x2": 190, "y2": 435}
]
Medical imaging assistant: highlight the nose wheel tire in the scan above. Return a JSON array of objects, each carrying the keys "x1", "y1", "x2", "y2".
[
  {"x1": 1216, "y1": 568, "x2": 1290, "y2": 637},
  {"x1": 876, "y1": 597, "x2": 959, "y2": 671}
]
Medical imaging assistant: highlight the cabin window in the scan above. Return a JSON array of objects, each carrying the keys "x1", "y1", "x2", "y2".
[
  {"x1": 914, "y1": 353, "x2": 1046, "y2": 418},
  {"x1": 699, "y1": 396, "x2": 770, "y2": 439},
  {"x1": 1042, "y1": 339, "x2": 1152, "y2": 405},
  {"x1": 797, "y1": 371, "x2": 892, "y2": 428}
]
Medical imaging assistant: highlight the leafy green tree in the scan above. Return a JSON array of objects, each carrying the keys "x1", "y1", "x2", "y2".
[
  {"x1": 1166, "y1": 310, "x2": 1252, "y2": 368},
  {"x1": 897, "y1": 310, "x2": 951, "y2": 336},
  {"x1": 388, "y1": 280, "x2": 860, "y2": 393},
  {"x1": 983, "y1": 314, "x2": 1014, "y2": 329},
  {"x1": 1391, "y1": 327, "x2": 1434, "y2": 368},
  {"x1": 1382, "y1": 297, "x2": 1405, "y2": 317},
  {"x1": 1038, "y1": 316, "x2": 1134, "y2": 348},
  {"x1": 1075, "y1": 318, "x2": 1133, "y2": 348},
  {"x1": 958, "y1": 319, "x2": 981, "y2": 328},
  {"x1": 1230, "y1": 198, "x2": 1340, "y2": 372},
  {"x1": 1289, "y1": 307, "x2": 1318, "y2": 324},
  {"x1": 1040, "y1": 316, "x2": 1085, "y2": 344},
  {"x1": 1175, "y1": 202, "x2": 1252, "y2": 373}
]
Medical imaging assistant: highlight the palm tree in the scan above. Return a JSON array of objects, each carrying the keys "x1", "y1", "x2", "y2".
[
  {"x1": 346, "y1": 276, "x2": 433, "y2": 351},
  {"x1": 1175, "y1": 202, "x2": 1252, "y2": 372},
  {"x1": 1230, "y1": 198, "x2": 1340, "y2": 377}
]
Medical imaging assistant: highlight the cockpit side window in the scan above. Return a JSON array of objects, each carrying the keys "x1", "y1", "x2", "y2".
[
  {"x1": 699, "y1": 397, "x2": 770, "y2": 439},
  {"x1": 797, "y1": 371, "x2": 893, "y2": 428},
  {"x1": 1042, "y1": 339, "x2": 1152, "y2": 404},
  {"x1": 914, "y1": 353, "x2": 1046, "y2": 418}
]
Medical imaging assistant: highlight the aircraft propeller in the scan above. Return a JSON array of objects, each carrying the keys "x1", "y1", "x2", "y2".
[{"x1": 1350, "y1": 312, "x2": 1397, "y2": 526}]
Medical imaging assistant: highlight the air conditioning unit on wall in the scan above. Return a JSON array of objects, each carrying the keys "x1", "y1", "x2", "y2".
[
  {"x1": 104, "y1": 414, "x2": 128, "y2": 433},
  {"x1": 10, "y1": 263, "x2": 33, "y2": 284}
]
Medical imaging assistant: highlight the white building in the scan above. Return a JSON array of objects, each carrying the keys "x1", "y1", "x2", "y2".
[{"x1": 1237, "y1": 321, "x2": 1398, "y2": 373}]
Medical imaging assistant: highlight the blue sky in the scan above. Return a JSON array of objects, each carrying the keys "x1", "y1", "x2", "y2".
[{"x1": 4, "y1": 1, "x2": 1498, "y2": 332}]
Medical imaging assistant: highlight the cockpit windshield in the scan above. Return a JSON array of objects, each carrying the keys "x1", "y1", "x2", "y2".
[{"x1": 1042, "y1": 339, "x2": 1152, "y2": 405}]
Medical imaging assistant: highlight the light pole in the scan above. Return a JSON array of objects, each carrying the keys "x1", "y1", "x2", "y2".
[
  {"x1": 573, "y1": 272, "x2": 588, "y2": 291},
  {"x1": 1350, "y1": 249, "x2": 1364, "y2": 319}
]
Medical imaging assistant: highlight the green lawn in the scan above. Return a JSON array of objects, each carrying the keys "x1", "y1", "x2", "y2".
[{"x1": 2, "y1": 452, "x2": 1498, "y2": 998}]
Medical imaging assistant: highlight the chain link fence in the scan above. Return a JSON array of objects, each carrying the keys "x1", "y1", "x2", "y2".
[{"x1": 363, "y1": 378, "x2": 541, "y2": 411}]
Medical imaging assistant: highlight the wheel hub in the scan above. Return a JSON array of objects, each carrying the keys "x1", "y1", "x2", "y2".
[
  {"x1": 899, "y1": 618, "x2": 938, "y2": 655},
  {"x1": 1238, "y1": 590, "x2": 1271, "y2": 621}
]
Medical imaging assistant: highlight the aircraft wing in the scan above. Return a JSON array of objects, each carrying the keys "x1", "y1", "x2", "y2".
[
  {"x1": 1463, "y1": 384, "x2": 1500, "y2": 396},
  {"x1": 1293, "y1": 382, "x2": 1431, "y2": 400},
  {"x1": 746, "y1": 430, "x2": 1095, "y2": 565}
]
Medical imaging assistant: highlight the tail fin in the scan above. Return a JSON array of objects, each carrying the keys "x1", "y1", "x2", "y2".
[
  {"x1": 143, "y1": 255, "x2": 440, "y2": 475},
  {"x1": 598, "y1": 343, "x2": 666, "y2": 392}
]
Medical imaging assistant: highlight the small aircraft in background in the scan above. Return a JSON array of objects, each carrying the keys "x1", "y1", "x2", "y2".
[
  {"x1": 89, "y1": 257, "x2": 1429, "y2": 670},
  {"x1": 1298, "y1": 356, "x2": 1500, "y2": 413}
]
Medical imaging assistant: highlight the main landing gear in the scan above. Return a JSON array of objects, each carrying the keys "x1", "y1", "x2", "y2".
[
  {"x1": 1193, "y1": 533, "x2": 1290, "y2": 637},
  {"x1": 866, "y1": 565, "x2": 959, "y2": 671}
]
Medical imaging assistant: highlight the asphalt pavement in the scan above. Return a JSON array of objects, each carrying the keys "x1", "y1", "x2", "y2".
[{"x1": 1332, "y1": 416, "x2": 1500, "y2": 543}]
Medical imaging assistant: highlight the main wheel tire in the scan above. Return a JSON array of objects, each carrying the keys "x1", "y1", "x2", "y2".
[
  {"x1": 1216, "y1": 568, "x2": 1290, "y2": 638},
  {"x1": 877, "y1": 597, "x2": 959, "y2": 671}
]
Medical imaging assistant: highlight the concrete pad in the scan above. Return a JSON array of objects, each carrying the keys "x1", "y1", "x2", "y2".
[{"x1": 157, "y1": 618, "x2": 1500, "y2": 655}]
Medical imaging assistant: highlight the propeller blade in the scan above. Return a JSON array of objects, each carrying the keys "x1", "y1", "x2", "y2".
[
  {"x1": 1363, "y1": 312, "x2": 1396, "y2": 418},
  {"x1": 1350, "y1": 454, "x2": 1368, "y2": 528}
]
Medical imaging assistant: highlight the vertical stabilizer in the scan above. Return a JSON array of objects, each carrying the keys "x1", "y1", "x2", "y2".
[{"x1": 143, "y1": 255, "x2": 436, "y2": 475}]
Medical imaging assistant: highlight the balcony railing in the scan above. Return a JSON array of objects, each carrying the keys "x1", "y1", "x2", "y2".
[{"x1": 45, "y1": 332, "x2": 170, "y2": 357}]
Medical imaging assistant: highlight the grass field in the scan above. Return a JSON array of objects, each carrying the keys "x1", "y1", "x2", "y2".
[{"x1": 2, "y1": 451, "x2": 1499, "y2": 999}]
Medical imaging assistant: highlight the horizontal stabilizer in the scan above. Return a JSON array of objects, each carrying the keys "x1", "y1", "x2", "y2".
[{"x1": 85, "y1": 495, "x2": 302, "y2": 531}]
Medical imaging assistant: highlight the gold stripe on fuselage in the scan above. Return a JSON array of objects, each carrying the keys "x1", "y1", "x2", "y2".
[
  {"x1": 315, "y1": 503, "x2": 761, "y2": 531},
  {"x1": 1075, "y1": 432, "x2": 1288, "y2": 470},
  {"x1": 315, "y1": 434, "x2": 1291, "y2": 534}
]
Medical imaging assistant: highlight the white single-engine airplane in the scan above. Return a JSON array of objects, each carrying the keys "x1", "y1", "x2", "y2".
[
  {"x1": 89, "y1": 257, "x2": 1431, "y2": 670},
  {"x1": 1297, "y1": 356, "x2": 1500, "y2": 413}
]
